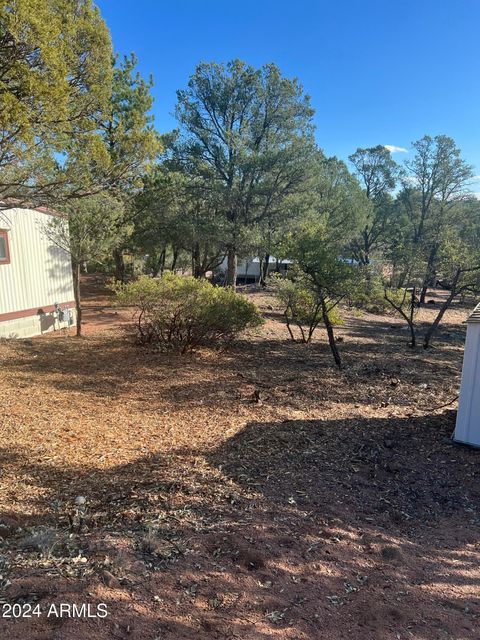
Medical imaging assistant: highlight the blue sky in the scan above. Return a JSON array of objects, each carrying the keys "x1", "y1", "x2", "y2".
[{"x1": 97, "y1": 0, "x2": 480, "y2": 188}]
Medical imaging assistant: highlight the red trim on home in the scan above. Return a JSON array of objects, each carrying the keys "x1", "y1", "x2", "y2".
[
  {"x1": 0, "y1": 301, "x2": 76, "y2": 323},
  {"x1": 0, "y1": 230, "x2": 10, "y2": 264}
]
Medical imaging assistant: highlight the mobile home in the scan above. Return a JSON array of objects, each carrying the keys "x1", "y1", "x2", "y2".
[
  {"x1": 217, "y1": 256, "x2": 293, "y2": 284},
  {"x1": 0, "y1": 206, "x2": 75, "y2": 339}
]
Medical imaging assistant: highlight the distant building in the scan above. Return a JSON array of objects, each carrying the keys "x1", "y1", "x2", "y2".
[
  {"x1": 0, "y1": 206, "x2": 75, "y2": 339},
  {"x1": 217, "y1": 256, "x2": 293, "y2": 284}
]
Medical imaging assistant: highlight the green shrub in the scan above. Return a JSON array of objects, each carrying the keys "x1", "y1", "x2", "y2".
[
  {"x1": 114, "y1": 273, "x2": 263, "y2": 352},
  {"x1": 272, "y1": 274, "x2": 342, "y2": 343},
  {"x1": 348, "y1": 279, "x2": 399, "y2": 314}
]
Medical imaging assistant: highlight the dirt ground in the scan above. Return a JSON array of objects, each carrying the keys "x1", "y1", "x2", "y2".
[{"x1": 0, "y1": 275, "x2": 479, "y2": 640}]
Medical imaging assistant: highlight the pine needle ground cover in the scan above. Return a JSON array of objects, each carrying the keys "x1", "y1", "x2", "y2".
[{"x1": 0, "y1": 277, "x2": 478, "y2": 640}]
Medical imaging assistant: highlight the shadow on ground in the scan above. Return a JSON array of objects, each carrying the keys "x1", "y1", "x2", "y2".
[{"x1": 1, "y1": 412, "x2": 480, "y2": 639}]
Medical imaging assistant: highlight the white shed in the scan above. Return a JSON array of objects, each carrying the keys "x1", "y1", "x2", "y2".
[
  {"x1": 454, "y1": 302, "x2": 480, "y2": 446},
  {"x1": 0, "y1": 206, "x2": 75, "y2": 339}
]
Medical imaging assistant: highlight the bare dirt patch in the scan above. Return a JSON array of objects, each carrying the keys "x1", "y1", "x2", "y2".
[{"x1": 0, "y1": 278, "x2": 478, "y2": 639}]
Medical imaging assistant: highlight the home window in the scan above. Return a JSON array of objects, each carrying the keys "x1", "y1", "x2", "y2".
[{"x1": 0, "y1": 230, "x2": 10, "y2": 264}]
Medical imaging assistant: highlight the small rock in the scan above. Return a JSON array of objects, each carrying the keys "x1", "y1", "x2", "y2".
[
  {"x1": 0, "y1": 524, "x2": 15, "y2": 539},
  {"x1": 75, "y1": 496, "x2": 86, "y2": 506},
  {"x1": 101, "y1": 570, "x2": 121, "y2": 589},
  {"x1": 381, "y1": 545, "x2": 402, "y2": 561},
  {"x1": 259, "y1": 580, "x2": 273, "y2": 589},
  {"x1": 250, "y1": 389, "x2": 262, "y2": 404},
  {"x1": 128, "y1": 560, "x2": 146, "y2": 575},
  {"x1": 386, "y1": 460, "x2": 401, "y2": 473}
]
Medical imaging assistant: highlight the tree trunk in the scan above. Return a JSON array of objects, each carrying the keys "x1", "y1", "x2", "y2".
[
  {"x1": 192, "y1": 242, "x2": 206, "y2": 278},
  {"x1": 384, "y1": 288, "x2": 416, "y2": 348},
  {"x1": 72, "y1": 261, "x2": 82, "y2": 337},
  {"x1": 419, "y1": 284, "x2": 428, "y2": 305},
  {"x1": 226, "y1": 247, "x2": 237, "y2": 289},
  {"x1": 362, "y1": 227, "x2": 370, "y2": 265},
  {"x1": 192, "y1": 242, "x2": 199, "y2": 278},
  {"x1": 397, "y1": 267, "x2": 409, "y2": 289},
  {"x1": 423, "y1": 271, "x2": 461, "y2": 349},
  {"x1": 113, "y1": 248, "x2": 126, "y2": 283},
  {"x1": 171, "y1": 247, "x2": 179, "y2": 272},
  {"x1": 321, "y1": 297, "x2": 342, "y2": 368},
  {"x1": 408, "y1": 314, "x2": 416, "y2": 348},
  {"x1": 159, "y1": 249, "x2": 166, "y2": 276},
  {"x1": 260, "y1": 253, "x2": 270, "y2": 287},
  {"x1": 419, "y1": 245, "x2": 438, "y2": 304}
]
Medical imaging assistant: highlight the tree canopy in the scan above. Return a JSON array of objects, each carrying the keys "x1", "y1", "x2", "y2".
[
  {"x1": 1, "y1": 11, "x2": 479, "y2": 355},
  {"x1": 0, "y1": 0, "x2": 113, "y2": 207},
  {"x1": 175, "y1": 59, "x2": 315, "y2": 286}
]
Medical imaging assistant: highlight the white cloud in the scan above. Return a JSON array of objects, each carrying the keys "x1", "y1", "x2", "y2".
[
  {"x1": 471, "y1": 175, "x2": 480, "y2": 182},
  {"x1": 384, "y1": 145, "x2": 408, "y2": 153}
]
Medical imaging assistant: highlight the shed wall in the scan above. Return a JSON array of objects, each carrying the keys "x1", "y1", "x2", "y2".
[{"x1": 454, "y1": 322, "x2": 480, "y2": 446}]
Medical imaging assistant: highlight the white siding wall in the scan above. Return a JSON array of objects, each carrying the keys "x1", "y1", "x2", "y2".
[
  {"x1": 0, "y1": 207, "x2": 75, "y2": 315},
  {"x1": 454, "y1": 321, "x2": 480, "y2": 446},
  {"x1": 218, "y1": 257, "x2": 290, "y2": 278}
]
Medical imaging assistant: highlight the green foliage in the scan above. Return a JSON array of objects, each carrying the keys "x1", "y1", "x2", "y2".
[
  {"x1": 273, "y1": 274, "x2": 342, "y2": 343},
  {"x1": 435, "y1": 198, "x2": 480, "y2": 287},
  {"x1": 378, "y1": 135, "x2": 477, "y2": 345},
  {"x1": 281, "y1": 152, "x2": 369, "y2": 273},
  {"x1": 404, "y1": 135, "x2": 473, "y2": 210},
  {"x1": 45, "y1": 194, "x2": 126, "y2": 266},
  {"x1": 393, "y1": 135, "x2": 474, "y2": 290},
  {"x1": 133, "y1": 163, "x2": 229, "y2": 278},
  {"x1": 384, "y1": 287, "x2": 416, "y2": 311},
  {"x1": 114, "y1": 273, "x2": 264, "y2": 352},
  {"x1": 175, "y1": 59, "x2": 315, "y2": 285},
  {"x1": 348, "y1": 277, "x2": 397, "y2": 314},
  {"x1": 43, "y1": 192, "x2": 126, "y2": 337},
  {"x1": 95, "y1": 54, "x2": 162, "y2": 197},
  {"x1": 308, "y1": 155, "x2": 369, "y2": 242},
  {"x1": 348, "y1": 145, "x2": 399, "y2": 264},
  {"x1": 93, "y1": 53, "x2": 163, "y2": 280},
  {"x1": 287, "y1": 226, "x2": 359, "y2": 300},
  {"x1": 349, "y1": 145, "x2": 399, "y2": 199},
  {"x1": 282, "y1": 159, "x2": 367, "y2": 366},
  {"x1": 0, "y1": 0, "x2": 113, "y2": 205}
]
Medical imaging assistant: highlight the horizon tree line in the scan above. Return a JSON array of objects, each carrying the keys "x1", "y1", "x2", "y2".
[{"x1": 2, "y1": 0, "x2": 480, "y2": 353}]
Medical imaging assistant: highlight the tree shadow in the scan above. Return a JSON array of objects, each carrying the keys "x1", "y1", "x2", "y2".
[
  {"x1": 1, "y1": 413, "x2": 480, "y2": 638},
  {"x1": 5, "y1": 319, "x2": 465, "y2": 417}
]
